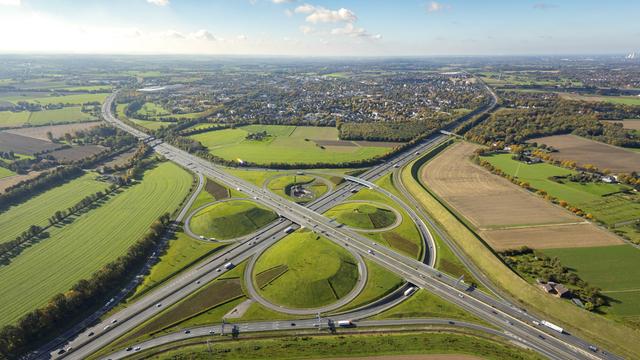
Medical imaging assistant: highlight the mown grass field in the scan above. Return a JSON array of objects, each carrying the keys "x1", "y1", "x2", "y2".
[
  {"x1": 22, "y1": 93, "x2": 108, "y2": 106},
  {"x1": 0, "y1": 162, "x2": 192, "y2": 326},
  {"x1": 0, "y1": 172, "x2": 108, "y2": 244},
  {"x1": 559, "y1": 92, "x2": 640, "y2": 106},
  {"x1": 254, "y1": 230, "x2": 359, "y2": 309},
  {"x1": 190, "y1": 124, "x2": 389, "y2": 165},
  {"x1": 136, "y1": 102, "x2": 170, "y2": 117},
  {"x1": 325, "y1": 202, "x2": 396, "y2": 230},
  {"x1": 27, "y1": 106, "x2": 96, "y2": 125},
  {"x1": 146, "y1": 331, "x2": 544, "y2": 360},
  {"x1": 0, "y1": 111, "x2": 30, "y2": 128},
  {"x1": 0, "y1": 166, "x2": 15, "y2": 180},
  {"x1": 542, "y1": 245, "x2": 640, "y2": 319},
  {"x1": 482, "y1": 153, "x2": 640, "y2": 225},
  {"x1": 403, "y1": 148, "x2": 640, "y2": 358},
  {"x1": 189, "y1": 200, "x2": 277, "y2": 240}
]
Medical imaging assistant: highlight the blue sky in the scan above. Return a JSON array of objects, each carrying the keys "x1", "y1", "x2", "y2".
[{"x1": 0, "y1": 0, "x2": 638, "y2": 55}]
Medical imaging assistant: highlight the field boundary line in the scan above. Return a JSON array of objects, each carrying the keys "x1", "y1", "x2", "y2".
[{"x1": 478, "y1": 221, "x2": 588, "y2": 231}]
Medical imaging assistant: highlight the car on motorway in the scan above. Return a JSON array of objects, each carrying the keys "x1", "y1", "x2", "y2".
[
  {"x1": 134, "y1": 346, "x2": 141, "y2": 351},
  {"x1": 209, "y1": 330, "x2": 215, "y2": 334},
  {"x1": 184, "y1": 330, "x2": 191, "y2": 334},
  {"x1": 156, "y1": 303, "x2": 162, "y2": 308},
  {"x1": 87, "y1": 332, "x2": 94, "y2": 337},
  {"x1": 290, "y1": 322, "x2": 296, "y2": 326},
  {"x1": 111, "y1": 319, "x2": 117, "y2": 324},
  {"x1": 126, "y1": 347, "x2": 133, "y2": 352},
  {"x1": 57, "y1": 349, "x2": 66, "y2": 355},
  {"x1": 589, "y1": 345, "x2": 598, "y2": 352},
  {"x1": 104, "y1": 325, "x2": 110, "y2": 330},
  {"x1": 538, "y1": 334, "x2": 545, "y2": 340}
]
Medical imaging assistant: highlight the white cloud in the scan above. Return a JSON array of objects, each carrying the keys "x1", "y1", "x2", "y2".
[
  {"x1": 190, "y1": 29, "x2": 216, "y2": 41},
  {"x1": 0, "y1": 0, "x2": 20, "y2": 6},
  {"x1": 299, "y1": 25, "x2": 314, "y2": 35},
  {"x1": 272, "y1": 0, "x2": 294, "y2": 3},
  {"x1": 237, "y1": 34, "x2": 248, "y2": 41},
  {"x1": 330, "y1": 23, "x2": 381, "y2": 40},
  {"x1": 427, "y1": 1, "x2": 449, "y2": 12},
  {"x1": 164, "y1": 29, "x2": 185, "y2": 39},
  {"x1": 295, "y1": 4, "x2": 356, "y2": 23},
  {"x1": 284, "y1": 9, "x2": 294, "y2": 17},
  {"x1": 147, "y1": 0, "x2": 169, "y2": 6}
]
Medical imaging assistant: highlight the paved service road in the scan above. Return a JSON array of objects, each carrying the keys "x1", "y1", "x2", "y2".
[{"x1": 54, "y1": 85, "x2": 618, "y2": 360}]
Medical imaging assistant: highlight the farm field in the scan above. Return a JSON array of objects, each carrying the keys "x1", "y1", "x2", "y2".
[
  {"x1": 0, "y1": 171, "x2": 42, "y2": 193},
  {"x1": 480, "y1": 223, "x2": 622, "y2": 250},
  {"x1": 254, "y1": 230, "x2": 359, "y2": 309},
  {"x1": 26, "y1": 106, "x2": 96, "y2": 125},
  {"x1": 190, "y1": 125, "x2": 390, "y2": 165},
  {"x1": 0, "y1": 132, "x2": 62, "y2": 154},
  {"x1": 529, "y1": 134, "x2": 640, "y2": 173},
  {"x1": 422, "y1": 142, "x2": 577, "y2": 228},
  {"x1": 3, "y1": 121, "x2": 100, "y2": 141},
  {"x1": 0, "y1": 111, "x2": 30, "y2": 128},
  {"x1": 189, "y1": 200, "x2": 277, "y2": 240},
  {"x1": 0, "y1": 162, "x2": 192, "y2": 326},
  {"x1": 542, "y1": 245, "x2": 640, "y2": 320},
  {"x1": 48, "y1": 145, "x2": 106, "y2": 162},
  {"x1": 15, "y1": 93, "x2": 108, "y2": 106},
  {"x1": 482, "y1": 153, "x2": 640, "y2": 225},
  {"x1": 422, "y1": 142, "x2": 621, "y2": 250},
  {"x1": 325, "y1": 202, "x2": 397, "y2": 230},
  {"x1": 559, "y1": 92, "x2": 640, "y2": 106},
  {"x1": 0, "y1": 172, "x2": 108, "y2": 244}
]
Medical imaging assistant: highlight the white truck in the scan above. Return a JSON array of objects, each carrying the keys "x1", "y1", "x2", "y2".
[
  {"x1": 284, "y1": 226, "x2": 295, "y2": 234},
  {"x1": 224, "y1": 262, "x2": 235, "y2": 270},
  {"x1": 541, "y1": 320, "x2": 564, "y2": 333},
  {"x1": 337, "y1": 320, "x2": 353, "y2": 327},
  {"x1": 403, "y1": 286, "x2": 417, "y2": 297}
]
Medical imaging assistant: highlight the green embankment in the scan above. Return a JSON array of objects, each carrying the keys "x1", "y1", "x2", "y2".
[
  {"x1": 0, "y1": 162, "x2": 192, "y2": 326},
  {"x1": 189, "y1": 200, "x2": 278, "y2": 240},
  {"x1": 325, "y1": 202, "x2": 396, "y2": 230},
  {"x1": 254, "y1": 230, "x2": 359, "y2": 309}
]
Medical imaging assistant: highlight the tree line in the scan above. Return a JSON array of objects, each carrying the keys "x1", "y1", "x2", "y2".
[{"x1": 0, "y1": 213, "x2": 172, "y2": 359}]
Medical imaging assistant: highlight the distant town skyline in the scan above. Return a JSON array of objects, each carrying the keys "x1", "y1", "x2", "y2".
[{"x1": 0, "y1": 0, "x2": 638, "y2": 56}]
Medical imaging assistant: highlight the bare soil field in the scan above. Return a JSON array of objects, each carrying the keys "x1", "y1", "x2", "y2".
[
  {"x1": 101, "y1": 148, "x2": 137, "y2": 168},
  {"x1": 4, "y1": 122, "x2": 100, "y2": 141},
  {"x1": 0, "y1": 132, "x2": 61, "y2": 154},
  {"x1": 480, "y1": 223, "x2": 623, "y2": 251},
  {"x1": 354, "y1": 140, "x2": 404, "y2": 148},
  {"x1": 603, "y1": 120, "x2": 640, "y2": 130},
  {"x1": 422, "y1": 142, "x2": 622, "y2": 250},
  {"x1": 422, "y1": 142, "x2": 576, "y2": 228},
  {"x1": 530, "y1": 134, "x2": 640, "y2": 173},
  {"x1": 48, "y1": 145, "x2": 106, "y2": 162}
]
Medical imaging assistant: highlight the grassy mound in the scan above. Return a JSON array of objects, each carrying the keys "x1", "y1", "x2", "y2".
[
  {"x1": 325, "y1": 202, "x2": 397, "y2": 230},
  {"x1": 254, "y1": 230, "x2": 359, "y2": 309},
  {"x1": 190, "y1": 200, "x2": 277, "y2": 240},
  {"x1": 267, "y1": 174, "x2": 328, "y2": 203}
]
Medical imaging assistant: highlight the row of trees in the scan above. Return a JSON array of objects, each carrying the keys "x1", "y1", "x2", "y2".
[
  {"x1": 465, "y1": 91, "x2": 640, "y2": 148},
  {"x1": 0, "y1": 166, "x2": 84, "y2": 213},
  {"x1": 0, "y1": 213, "x2": 172, "y2": 359}
]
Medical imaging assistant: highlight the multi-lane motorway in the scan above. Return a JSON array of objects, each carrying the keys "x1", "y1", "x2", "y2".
[{"x1": 52, "y1": 84, "x2": 618, "y2": 360}]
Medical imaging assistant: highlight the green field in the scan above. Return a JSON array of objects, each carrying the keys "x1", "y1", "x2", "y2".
[
  {"x1": 0, "y1": 172, "x2": 109, "y2": 244},
  {"x1": 325, "y1": 202, "x2": 397, "y2": 230},
  {"x1": 0, "y1": 166, "x2": 15, "y2": 180},
  {"x1": 0, "y1": 111, "x2": 30, "y2": 128},
  {"x1": 0, "y1": 162, "x2": 191, "y2": 326},
  {"x1": 483, "y1": 153, "x2": 639, "y2": 225},
  {"x1": 267, "y1": 174, "x2": 328, "y2": 203},
  {"x1": 147, "y1": 332, "x2": 543, "y2": 360},
  {"x1": 25, "y1": 93, "x2": 108, "y2": 106},
  {"x1": 542, "y1": 245, "x2": 640, "y2": 319},
  {"x1": 254, "y1": 230, "x2": 359, "y2": 309},
  {"x1": 136, "y1": 102, "x2": 170, "y2": 117},
  {"x1": 190, "y1": 125, "x2": 389, "y2": 165},
  {"x1": 189, "y1": 200, "x2": 277, "y2": 240},
  {"x1": 27, "y1": 106, "x2": 96, "y2": 125}
]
